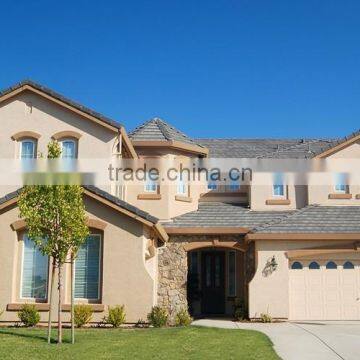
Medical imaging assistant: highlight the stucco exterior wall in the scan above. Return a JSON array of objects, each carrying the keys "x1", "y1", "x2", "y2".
[{"x1": 0, "y1": 196, "x2": 158, "y2": 324}]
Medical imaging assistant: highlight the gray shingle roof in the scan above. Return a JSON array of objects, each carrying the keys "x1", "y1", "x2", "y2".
[
  {"x1": 0, "y1": 80, "x2": 122, "y2": 130},
  {"x1": 253, "y1": 205, "x2": 360, "y2": 233},
  {"x1": 0, "y1": 186, "x2": 159, "y2": 224},
  {"x1": 163, "y1": 202, "x2": 293, "y2": 229},
  {"x1": 129, "y1": 117, "x2": 203, "y2": 146},
  {"x1": 197, "y1": 138, "x2": 338, "y2": 158}
]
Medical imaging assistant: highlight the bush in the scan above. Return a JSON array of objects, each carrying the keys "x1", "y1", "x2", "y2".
[
  {"x1": 106, "y1": 305, "x2": 126, "y2": 327},
  {"x1": 233, "y1": 298, "x2": 247, "y2": 321},
  {"x1": 147, "y1": 306, "x2": 168, "y2": 328},
  {"x1": 175, "y1": 308, "x2": 193, "y2": 327},
  {"x1": 260, "y1": 313, "x2": 272, "y2": 323},
  {"x1": 74, "y1": 304, "x2": 93, "y2": 328},
  {"x1": 135, "y1": 318, "x2": 148, "y2": 328},
  {"x1": 17, "y1": 304, "x2": 40, "y2": 327}
]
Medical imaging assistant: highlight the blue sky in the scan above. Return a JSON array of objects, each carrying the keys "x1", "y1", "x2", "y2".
[{"x1": 1, "y1": 1, "x2": 359, "y2": 139}]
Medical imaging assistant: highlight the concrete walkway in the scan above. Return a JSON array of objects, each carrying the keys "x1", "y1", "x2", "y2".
[{"x1": 192, "y1": 319, "x2": 360, "y2": 360}]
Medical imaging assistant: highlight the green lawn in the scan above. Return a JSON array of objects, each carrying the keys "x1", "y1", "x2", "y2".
[{"x1": 0, "y1": 326, "x2": 279, "y2": 360}]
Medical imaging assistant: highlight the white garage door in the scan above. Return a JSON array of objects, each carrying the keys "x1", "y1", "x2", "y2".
[{"x1": 289, "y1": 258, "x2": 360, "y2": 320}]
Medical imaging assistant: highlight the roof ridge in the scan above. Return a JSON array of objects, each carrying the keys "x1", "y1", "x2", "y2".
[{"x1": 250, "y1": 204, "x2": 319, "y2": 233}]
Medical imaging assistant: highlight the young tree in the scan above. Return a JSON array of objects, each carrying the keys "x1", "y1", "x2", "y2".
[{"x1": 18, "y1": 141, "x2": 89, "y2": 344}]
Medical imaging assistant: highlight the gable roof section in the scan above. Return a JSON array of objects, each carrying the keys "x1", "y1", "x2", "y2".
[
  {"x1": 313, "y1": 129, "x2": 360, "y2": 158},
  {"x1": 0, "y1": 186, "x2": 168, "y2": 243},
  {"x1": 163, "y1": 202, "x2": 293, "y2": 234},
  {"x1": 129, "y1": 117, "x2": 208, "y2": 156},
  {"x1": 247, "y1": 205, "x2": 360, "y2": 240},
  {"x1": 197, "y1": 138, "x2": 338, "y2": 158}
]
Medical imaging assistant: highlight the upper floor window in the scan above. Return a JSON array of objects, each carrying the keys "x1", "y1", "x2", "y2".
[
  {"x1": 207, "y1": 170, "x2": 218, "y2": 190},
  {"x1": 309, "y1": 261, "x2": 320, "y2": 270},
  {"x1": 343, "y1": 261, "x2": 354, "y2": 269},
  {"x1": 291, "y1": 261, "x2": 303, "y2": 270},
  {"x1": 272, "y1": 173, "x2": 285, "y2": 197},
  {"x1": 177, "y1": 178, "x2": 187, "y2": 195},
  {"x1": 60, "y1": 139, "x2": 77, "y2": 159},
  {"x1": 229, "y1": 179, "x2": 240, "y2": 191},
  {"x1": 20, "y1": 139, "x2": 36, "y2": 159},
  {"x1": 75, "y1": 234, "x2": 101, "y2": 300},
  {"x1": 21, "y1": 235, "x2": 48, "y2": 299},
  {"x1": 144, "y1": 170, "x2": 158, "y2": 193},
  {"x1": 334, "y1": 173, "x2": 347, "y2": 193}
]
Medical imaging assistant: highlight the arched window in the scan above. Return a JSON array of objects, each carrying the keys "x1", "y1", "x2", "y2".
[
  {"x1": 309, "y1": 261, "x2": 320, "y2": 270},
  {"x1": 60, "y1": 139, "x2": 77, "y2": 159},
  {"x1": 326, "y1": 261, "x2": 337, "y2": 269},
  {"x1": 291, "y1": 261, "x2": 303, "y2": 270},
  {"x1": 20, "y1": 138, "x2": 36, "y2": 159},
  {"x1": 343, "y1": 261, "x2": 354, "y2": 269}
]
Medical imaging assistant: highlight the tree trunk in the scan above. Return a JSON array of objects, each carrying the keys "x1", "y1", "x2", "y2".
[
  {"x1": 57, "y1": 264, "x2": 63, "y2": 344},
  {"x1": 71, "y1": 253, "x2": 75, "y2": 344},
  {"x1": 47, "y1": 260, "x2": 56, "y2": 344}
]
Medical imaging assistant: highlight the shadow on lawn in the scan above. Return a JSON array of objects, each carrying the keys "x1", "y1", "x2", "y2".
[{"x1": 0, "y1": 329, "x2": 69, "y2": 344}]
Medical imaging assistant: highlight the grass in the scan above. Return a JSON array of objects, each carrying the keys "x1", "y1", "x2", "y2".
[{"x1": 0, "y1": 326, "x2": 279, "y2": 360}]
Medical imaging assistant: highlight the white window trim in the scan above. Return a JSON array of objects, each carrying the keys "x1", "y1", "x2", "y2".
[
  {"x1": 60, "y1": 138, "x2": 77, "y2": 159},
  {"x1": 74, "y1": 234, "x2": 102, "y2": 301},
  {"x1": 272, "y1": 184, "x2": 286, "y2": 198},
  {"x1": 144, "y1": 171, "x2": 158, "y2": 193},
  {"x1": 20, "y1": 235, "x2": 49, "y2": 301},
  {"x1": 227, "y1": 250, "x2": 236, "y2": 297},
  {"x1": 19, "y1": 138, "x2": 36, "y2": 159}
]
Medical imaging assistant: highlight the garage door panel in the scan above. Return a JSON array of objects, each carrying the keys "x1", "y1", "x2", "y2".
[{"x1": 289, "y1": 257, "x2": 360, "y2": 320}]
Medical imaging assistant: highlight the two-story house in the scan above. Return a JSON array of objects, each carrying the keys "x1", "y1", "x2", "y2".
[{"x1": 0, "y1": 80, "x2": 360, "y2": 324}]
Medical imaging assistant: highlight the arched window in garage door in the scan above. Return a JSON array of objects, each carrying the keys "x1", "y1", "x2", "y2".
[
  {"x1": 291, "y1": 261, "x2": 303, "y2": 270},
  {"x1": 343, "y1": 261, "x2": 354, "y2": 269},
  {"x1": 309, "y1": 261, "x2": 320, "y2": 270},
  {"x1": 326, "y1": 261, "x2": 337, "y2": 269}
]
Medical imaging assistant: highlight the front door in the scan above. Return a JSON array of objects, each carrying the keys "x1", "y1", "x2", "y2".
[{"x1": 201, "y1": 251, "x2": 225, "y2": 314}]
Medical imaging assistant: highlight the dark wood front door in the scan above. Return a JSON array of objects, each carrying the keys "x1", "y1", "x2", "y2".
[{"x1": 201, "y1": 251, "x2": 225, "y2": 314}]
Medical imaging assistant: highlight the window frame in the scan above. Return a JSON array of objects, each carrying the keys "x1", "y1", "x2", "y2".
[
  {"x1": 60, "y1": 138, "x2": 77, "y2": 159},
  {"x1": 176, "y1": 178, "x2": 188, "y2": 195},
  {"x1": 20, "y1": 234, "x2": 49, "y2": 301},
  {"x1": 334, "y1": 173, "x2": 347, "y2": 194},
  {"x1": 19, "y1": 138, "x2": 36, "y2": 159},
  {"x1": 144, "y1": 170, "x2": 158, "y2": 193},
  {"x1": 74, "y1": 233, "x2": 102, "y2": 301}
]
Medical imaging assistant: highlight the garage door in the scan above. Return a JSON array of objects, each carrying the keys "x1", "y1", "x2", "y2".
[{"x1": 289, "y1": 258, "x2": 360, "y2": 320}]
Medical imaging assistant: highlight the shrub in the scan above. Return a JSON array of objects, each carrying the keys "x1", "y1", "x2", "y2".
[
  {"x1": 74, "y1": 304, "x2": 93, "y2": 328},
  {"x1": 106, "y1": 305, "x2": 126, "y2": 327},
  {"x1": 17, "y1": 304, "x2": 40, "y2": 327},
  {"x1": 260, "y1": 313, "x2": 272, "y2": 323},
  {"x1": 147, "y1": 306, "x2": 168, "y2": 328},
  {"x1": 233, "y1": 298, "x2": 247, "y2": 321},
  {"x1": 135, "y1": 318, "x2": 148, "y2": 328},
  {"x1": 175, "y1": 308, "x2": 193, "y2": 327}
]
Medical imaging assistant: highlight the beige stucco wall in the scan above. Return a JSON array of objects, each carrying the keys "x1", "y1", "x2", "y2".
[
  {"x1": 248, "y1": 239, "x2": 358, "y2": 319},
  {"x1": 0, "y1": 196, "x2": 158, "y2": 324}
]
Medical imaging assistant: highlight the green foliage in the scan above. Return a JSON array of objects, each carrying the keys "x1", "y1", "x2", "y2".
[
  {"x1": 18, "y1": 141, "x2": 89, "y2": 265},
  {"x1": 17, "y1": 304, "x2": 40, "y2": 327},
  {"x1": 260, "y1": 313, "x2": 272, "y2": 323},
  {"x1": 135, "y1": 319, "x2": 148, "y2": 328},
  {"x1": 147, "y1": 306, "x2": 168, "y2": 328},
  {"x1": 175, "y1": 308, "x2": 193, "y2": 327},
  {"x1": 106, "y1": 305, "x2": 126, "y2": 328},
  {"x1": 74, "y1": 305, "x2": 93, "y2": 328}
]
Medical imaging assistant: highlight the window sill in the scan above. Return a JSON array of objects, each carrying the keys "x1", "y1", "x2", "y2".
[
  {"x1": 137, "y1": 193, "x2": 162, "y2": 200},
  {"x1": 265, "y1": 199, "x2": 291, "y2": 205},
  {"x1": 7, "y1": 303, "x2": 50, "y2": 312},
  {"x1": 328, "y1": 193, "x2": 352, "y2": 199},
  {"x1": 62, "y1": 304, "x2": 105, "y2": 312},
  {"x1": 201, "y1": 191, "x2": 248, "y2": 198},
  {"x1": 175, "y1": 195, "x2": 192, "y2": 203}
]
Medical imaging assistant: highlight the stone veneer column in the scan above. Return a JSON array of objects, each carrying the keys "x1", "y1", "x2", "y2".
[{"x1": 157, "y1": 237, "x2": 188, "y2": 323}]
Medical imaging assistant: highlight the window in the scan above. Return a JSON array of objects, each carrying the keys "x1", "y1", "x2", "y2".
[
  {"x1": 309, "y1": 261, "x2": 320, "y2": 270},
  {"x1": 189, "y1": 252, "x2": 199, "y2": 275},
  {"x1": 144, "y1": 170, "x2": 158, "y2": 193},
  {"x1": 326, "y1": 261, "x2": 337, "y2": 269},
  {"x1": 229, "y1": 179, "x2": 240, "y2": 191},
  {"x1": 334, "y1": 173, "x2": 347, "y2": 193},
  {"x1": 291, "y1": 261, "x2": 303, "y2": 270},
  {"x1": 20, "y1": 139, "x2": 36, "y2": 159},
  {"x1": 75, "y1": 234, "x2": 101, "y2": 300},
  {"x1": 177, "y1": 178, "x2": 187, "y2": 195},
  {"x1": 228, "y1": 251, "x2": 236, "y2": 296},
  {"x1": 272, "y1": 173, "x2": 285, "y2": 197},
  {"x1": 21, "y1": 235, "x2": 48, "y2": 299},
  {"x1": 60, "y1": 139, "x2": 77, "y2": 159},
  {"x1": 207, "y1": 171, "x2": 218, "y2": 190},
  {"x1": 343, "y1": 261, "x2": 354, "y2": 269}
]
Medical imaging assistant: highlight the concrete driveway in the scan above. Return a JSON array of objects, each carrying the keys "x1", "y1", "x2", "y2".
[{"x1": 192, "y1": 319, "x2": 360, "y2": 360}]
